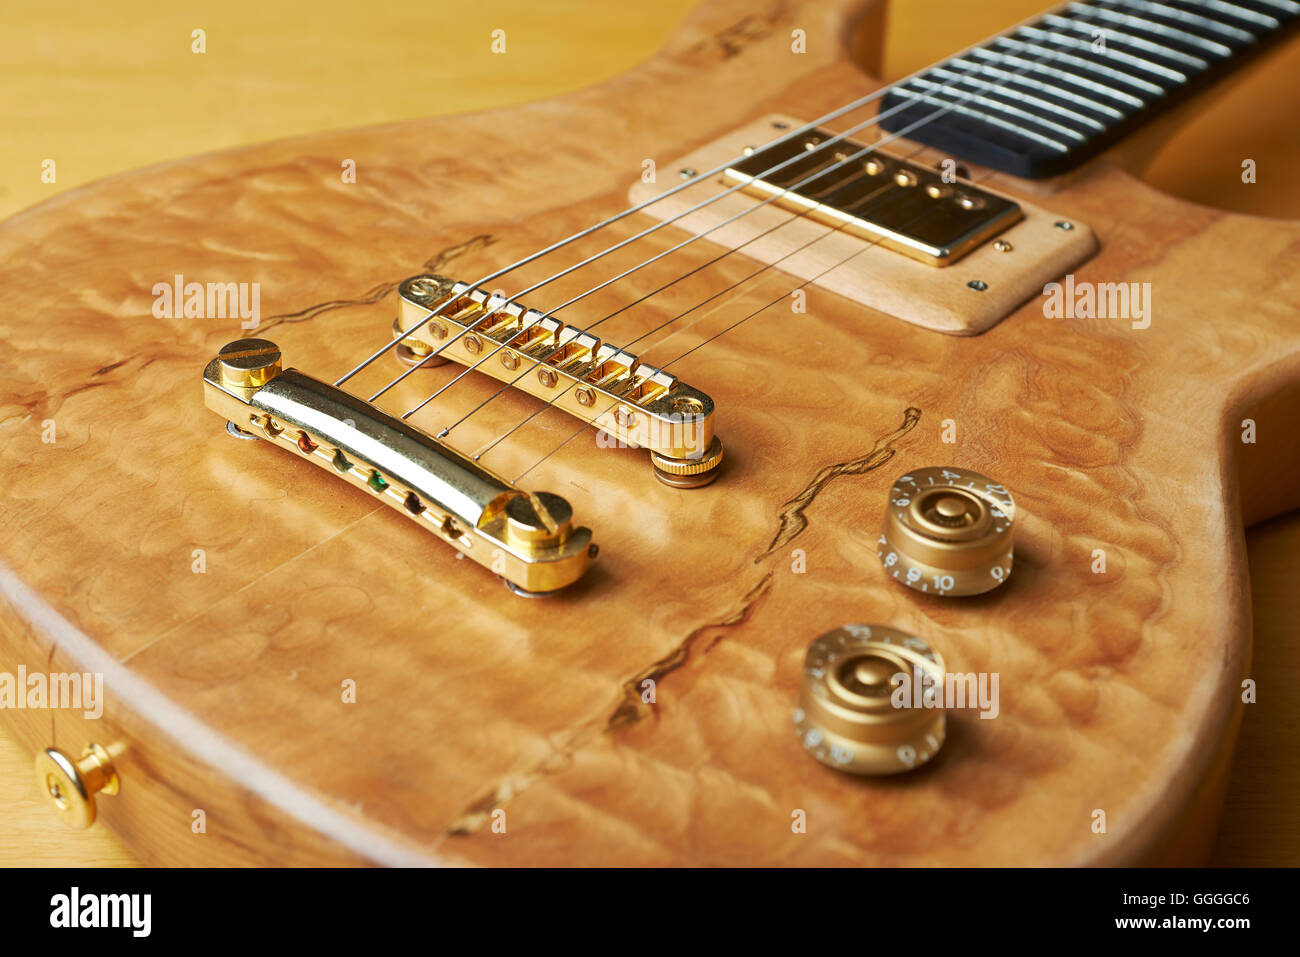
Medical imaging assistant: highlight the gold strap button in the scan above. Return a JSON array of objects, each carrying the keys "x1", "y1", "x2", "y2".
[{"x1": 34, "y1": 743, "x2": 121, "y2": 829}]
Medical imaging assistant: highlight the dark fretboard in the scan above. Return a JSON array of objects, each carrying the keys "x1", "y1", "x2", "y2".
[{"x1": 877, "y1": 0, "x2": 1300, "y2": 178}]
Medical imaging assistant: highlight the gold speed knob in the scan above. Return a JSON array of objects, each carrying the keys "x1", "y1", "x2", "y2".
[
  {"x1": 794, "y1": 625, "x2": 946, "y2": 775},
  {"x1": 877, "y1": 466, "x2": 1014, "y2": 597},
  {"x1": 34, "y1": 743, "x2": 121, "y2": 829}
]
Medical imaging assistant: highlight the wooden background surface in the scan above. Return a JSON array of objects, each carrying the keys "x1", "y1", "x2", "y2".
[{"x1": 1, "y1": 0, "x2": 1295, "y2": 866}]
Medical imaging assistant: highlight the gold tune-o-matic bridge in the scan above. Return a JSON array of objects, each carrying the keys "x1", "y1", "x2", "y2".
[
  {"x1": 393, "y1": 274, "x2": 724, "y2": 488},
  {"x1": 204, "y1": 339, "x2": 595, "y2": 595}
]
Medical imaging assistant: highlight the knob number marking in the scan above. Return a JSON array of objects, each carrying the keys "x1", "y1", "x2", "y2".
[{"x1": 878, "y1": 467, "x2": 1015, "y2": 597}]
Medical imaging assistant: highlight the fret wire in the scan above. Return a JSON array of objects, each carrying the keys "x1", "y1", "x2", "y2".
[
  {"x1": 962, "y1": 49, "x2": 1145, "y2": 109},
  {"x1": 1252, "y1": 0, "x2": 1300, "y2": 17},
  {"x1": 886, "y1": 87, "x2": 1072, "y2": 152},
  {"x1": 1018, "y1": 24, "x2": 1190, "y2": 82},
  {"x1": 901, "y1": 77, "x2": 1091, "y2": 141},
  {"x1": 1044, "y1": 12, "x2": 1218, "y2": 66},
  {"x1": 1114, "y1": 0, "x2": 1258, "y2": 42},
  {"x1": 1193, "y1": 0, "x2": 1279, "y2": 29},
  {"x1": 926, "y1": 64, "x2": 1114, "y2": 127},
  {"x1": 1068, "y1": 3, "x2": 1235, "y2": 55},
  {"x1": 991, "y1": 36, "x2": 1165, "y2": 95}
]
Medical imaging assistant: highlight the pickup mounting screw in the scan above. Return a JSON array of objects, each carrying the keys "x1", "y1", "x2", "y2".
[
  {"x1": 967, "y1": 280, "x2": 988, "y2": 291},
  {"x1": 679, "y1": 168, "x2": 697, "y2": 179},
  {"x1": 1055, "y1": 220, "x2": 1075, "y2": 231}
]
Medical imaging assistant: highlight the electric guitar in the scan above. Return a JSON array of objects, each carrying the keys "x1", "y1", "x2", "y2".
[{"x1": 2, "y1": 0, "x2": 1298, "y2": 865}]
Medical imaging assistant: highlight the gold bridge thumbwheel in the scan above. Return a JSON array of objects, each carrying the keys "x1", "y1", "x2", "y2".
[
  {"x1": 795, "y1": 625, "x2": 946, "y2": 776},
  {"x1": 649, "y1": 435, "x2": 724, "y2": 488},
  {"x1": 877, "y1": 466, "x2": 1014, "y2": 597}
]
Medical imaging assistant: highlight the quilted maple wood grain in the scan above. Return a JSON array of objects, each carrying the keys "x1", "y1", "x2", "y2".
[{"x1": 1, "y1": 0, "x2": 1298, "y2": 865}]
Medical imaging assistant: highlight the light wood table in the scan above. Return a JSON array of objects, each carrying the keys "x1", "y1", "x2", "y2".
[{"x1": 1, "y1": 0, "x2": 1295, "y2": 866}]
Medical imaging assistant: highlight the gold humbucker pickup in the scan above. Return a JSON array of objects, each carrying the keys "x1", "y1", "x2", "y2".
[
  {"x1": 724, "y1": 128, "x2": 1021, "y2": 266},
  {"x1": 395, "y1": 274, "x2": 724, "y2": 487},
  {"x1": 204, "y1": 339, "x2": 595, "y2": 595}
]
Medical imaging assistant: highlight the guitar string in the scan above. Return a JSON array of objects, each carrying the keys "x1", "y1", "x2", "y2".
[
  {"x1": 506, "y1": 2, "x2": 1120, "y2": 482},
  {"x1": 359, "y1": 0, "x2": 1114, "y2": 403},
  {"x1": 396, "y1": 7, "x2": 1117, "y2": 428},
  {"x1": 374, "y1": 73, "x2": 982, "y2": 411},
  {"x1": 465, "y1": 134, "x2": 938, "y2": 463},
  {"x1": 392, "y1": 18, "x2": 1082, "y2": 424},
  {"x1": 511, "y1": 143, "x2": 1017, "y2": 485},
  {"x1": 397, "y1": 92, "x2": 963, "y2": 422},
  {"x1": 376, "y1": 0, "x2": 1119, "y2": 408},
  {"x1": 330, "y1": 3, "x2": 1074, "y2": 390},
  {"x1": 422, "y1": 16, "x2": 1097, "y2": 450}
]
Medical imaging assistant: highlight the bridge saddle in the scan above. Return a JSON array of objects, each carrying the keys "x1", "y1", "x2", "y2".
[{"x1": 394, "y1": 274, "x2": 724, "y2": 488}]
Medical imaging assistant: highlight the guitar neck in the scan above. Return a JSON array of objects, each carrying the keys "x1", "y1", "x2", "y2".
[{"x1": 877, "y1": 0, "x2": 1300, "y2": 178}]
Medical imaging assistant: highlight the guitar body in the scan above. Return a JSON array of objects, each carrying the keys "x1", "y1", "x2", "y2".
[{"x1": 1, "y1": 0, "x2": 1297, "y2": 865}]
